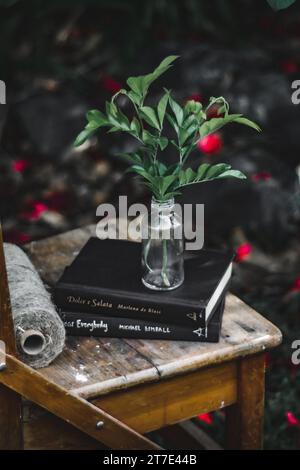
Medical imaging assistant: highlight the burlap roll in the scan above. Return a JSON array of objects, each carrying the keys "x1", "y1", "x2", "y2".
[{"x1": 4, "y1": 243, "x2": 65, "y2": 368}]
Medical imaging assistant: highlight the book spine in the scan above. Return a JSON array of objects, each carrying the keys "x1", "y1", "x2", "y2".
[
  {"x1": 60, "y1": 311, "x2": 221, "y2": 342},
  {"x1": 54, "y1": 286, "x2": 207, "y2": 327}
]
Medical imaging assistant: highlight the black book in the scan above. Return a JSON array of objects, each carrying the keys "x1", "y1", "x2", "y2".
[
  {"x1": 54, "y1": 238, "x2": 233, "y2": 328},
  {"x1": 60, "y1": 296, "x2": 225, "y2": 342}
]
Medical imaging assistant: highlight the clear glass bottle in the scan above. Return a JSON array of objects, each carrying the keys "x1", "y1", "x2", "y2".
[{"x1": 141, "y1": 197, "x2": 184, "y2": 291}]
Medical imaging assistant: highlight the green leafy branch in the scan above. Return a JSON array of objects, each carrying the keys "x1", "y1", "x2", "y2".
[
  {"x1": 75, "y1": 55, "x2": 261, "y2": 202},
  {"x1": 266, "y1": 0, "x2": 296, "y2": 10}
]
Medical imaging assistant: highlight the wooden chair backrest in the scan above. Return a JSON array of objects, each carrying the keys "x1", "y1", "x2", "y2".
[{"x1": 0, "y1": 222, "x2": 17, "y2": 355}]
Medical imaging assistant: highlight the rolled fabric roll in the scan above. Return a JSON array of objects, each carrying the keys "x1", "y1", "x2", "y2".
[{"x1": 4, "y1": 243, "x2": 65, "y2": 368}]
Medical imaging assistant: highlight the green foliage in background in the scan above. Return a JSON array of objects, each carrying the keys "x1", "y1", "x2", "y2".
[
  {"x1": 0, "y1": 0, "x2": 297, "y2": 84},
  {"x1": 267, "y1": 0, "x2": 297, "y2": 10}
]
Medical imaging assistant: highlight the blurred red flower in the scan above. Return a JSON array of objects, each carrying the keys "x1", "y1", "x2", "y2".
[
  {"x1": 285, "y1": 411, "x2": 300, "y2": 428},
  {"x1": 197, "y1": 133, "x2": 223, "y2": 155},
  {"x1": 3, "y1": 229, "x2": 31, "y2": 245},
  {"x1": 44, "y1": 191, "x2": 72, "y2": 212},
  {"x1": 12, "y1": 159, "x2": 31, "y2": 173},
  {"x1": 290, "y1": 278, "x2": 300, "y2": 292},
  {"x1": 100, "y1": 75, "x2": 122, "y2": 94},
  {"x1": 185, "y1": 93, "x2": 202, "y2": 103},
  {"x1": 251, "y1": 171, "x2": 272, "y2": 182},
  {"x1": 198, "y1": 413, "x2": 213, "y2": 425},
  {"x1": 21, "y1": 201, "x2": 49, "y2": 221},
  {"x1": 281, "y1": 60, "x2": 298, "y2": 74},
  {"x1": 235, "y1": 243, "x2": 252, "y2": 263}
]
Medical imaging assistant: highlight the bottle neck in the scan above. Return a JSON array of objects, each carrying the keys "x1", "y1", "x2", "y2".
[{"x1": 151, "y1": 197, "x2": 175, "y2": 211}]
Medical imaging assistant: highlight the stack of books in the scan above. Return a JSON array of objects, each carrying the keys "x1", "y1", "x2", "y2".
[{"x1": 54, "y1": 238, "x2": 233, "y2": 342}]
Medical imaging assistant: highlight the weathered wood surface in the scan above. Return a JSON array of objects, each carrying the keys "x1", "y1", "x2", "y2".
[
  {"x1": 0, "y1": 223, "x2": 23, "y2": 449},
  {"x1": 24, "y1": 224, "x2": 282, "y2": 400},
  {"x1": 92, "y1": 362, "x2": 237, "y2": 434},
  {"x1": 0, "y1": 222, "x2": 17, "y2": 355},
  {"x1": 225, "y1": 354, "x2": 265, "y2": 449},
  {"x1": 0, "y1": 353, "x2": 161, "y2": 450},
  {"x1": 23, "y1": 402, "x2": 105, "y2": 450}
]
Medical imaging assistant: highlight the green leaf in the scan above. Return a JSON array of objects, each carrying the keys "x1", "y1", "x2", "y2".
[
  {"x1": 130, "y1": 117, "x2": 141, "y2": 136},
  {"x1": 178, "y1": 127, "x2": 190, "y2": 146},
  {"x1": 183, "y1": 114, "x2": 198, "y2": 129},
  {"x1": 179, "y1": 170, "x2": 186, "y2": 185},
  {"x1": 185, "y1": 168, "x2": 196, "y2": 183},
  {"x1": 86, "y1": 109, "x2": 108, "y2": 125},
  {"x1": 126, "y1": 76, "x2": 144, "y2": 96},
  {"x1": 161, "y1": 190, "x2": 182, "y2": 200},
  {"x1": 176, "y1": 163, "x2": 246, "y2": 187},
  {"x1": 142, "y1": 55, "x2": 179, "y2": 90},
  {"x1": 106, "y1": 101, "x2": 117, "y2": 117},
  {"x1": 197, "y1": 163, "x2": 211, "y2": 180},
  {"x1": 74, "y1": 128, "x2": 95, "y2": 147},
  {"x1": 142, "y1": 130, "x2": 159, "y2": 148},
  {"x1": 165, "y1": 163, "x2": 181, "y2": 176},
  {"x1": 170, "y1": 139, "x2": 180, "y2": 150},
  {"x1": 178, "y1": 168, "x2": 196, "y2": 185},
  {"x1": 157, "y1": 162, "x2": 168, "y2": 176},
  {"x1": 199, "y1": 113, "x2": 260, "y2": 139},
  {"x1": 127, "y1": 165, "x2": 156, "y2": 185},
  {"x1": 217, "y1": 169, "x2": 247, "y2": 180},
  {"x1": 266, "y1": 0, "x2": 296, "y2": 10},
  {"x1": 158, "y1": 136, "x2": 168, "y2": 151},
  {"x1": 157, "y1": 175, "x2": 178, "y2": 195},
  {"x1": 127, "y1": 90, "x2": 142, "y2": 106},
  {"x1": 168, "y1": 95, "x2": 184, "y2": 126},
  {"x1": 126, "y1": 56, "x2": 179, "y2": 102},
  {"x1": 157, "y1": 92, "x2": 169, "y2": 127},
  {"x1": 139, "y1": 106, "x2": 160, "y2": 130},
  {"x1": 116, "y1": 152, "x2": 142, "y2": 165},
  {"x1": 205, "y1": 163, "x2": 231, "y2": 179},
  {"x1": 151, "y1": 55, "x2": 179, "y2": 80},
  {"x1": 166, "y1": 113, "x2": 179, "y2": 133},
  {"x1": 107, "y1": 126, "x2": 120, "y2": 133},
  {"x1": 200, "y1": 114, "x2": 241, "y2": 138},
  {"x1": 232, "y1": 117, "x2": 261, "y2": 132},
  {"x1": 105, "y1": 101, "x2": 130, "y2": 130},
  {"x1": 86, "y1": 120, "x2": 101, "y2": 130}
]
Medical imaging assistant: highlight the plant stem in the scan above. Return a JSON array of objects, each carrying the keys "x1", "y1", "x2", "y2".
[
  {"x1": 161, "y1": 239, "x2": 170, "y2": 287},
  {"x1": 144, "y1": 239, "x2": 154, "y2": 273}
]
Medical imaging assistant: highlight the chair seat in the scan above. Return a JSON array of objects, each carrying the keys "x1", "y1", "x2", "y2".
[{"x1": 24, "y1": 224, "x2": 282, "y2": 401}]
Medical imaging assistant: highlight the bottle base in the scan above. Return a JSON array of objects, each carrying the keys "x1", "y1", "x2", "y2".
[{"x1": 142, "y1": 271, "x2": 184, "y2": 291}]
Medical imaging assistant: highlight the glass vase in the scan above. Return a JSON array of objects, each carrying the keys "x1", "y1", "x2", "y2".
[{"x1": 141, "y1": 197, "x2": 184, "y2": 291}]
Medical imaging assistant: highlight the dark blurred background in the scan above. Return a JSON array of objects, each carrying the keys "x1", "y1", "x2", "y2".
[{"x1": 0, "y1": 0, "x2": 300, "y2": 449}]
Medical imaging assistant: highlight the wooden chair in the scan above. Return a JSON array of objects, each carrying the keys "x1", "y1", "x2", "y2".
[{"x1": 0, "y1": 222, "x2": 282, "y2": 450}]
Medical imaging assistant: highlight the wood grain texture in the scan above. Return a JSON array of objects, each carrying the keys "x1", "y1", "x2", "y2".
[
  {"x1": 23, "y1": 402, "x2": 105, "y2": 450},
  {"x1": 0, "y1": 353, "x2": 161, "y2": 450},
  {"x1": 24, "y1": 224, "x2": 282, "y2": 400},
  {"x1": 225, "y1": 353, "x2": 265, "y2": 450},
  {"x1": 0, "y1": 222, "x2": 17, "y2": 354},
  {"x1": 0, "y1": 386, "x2": 23, "y2": 449},
  {"x1": 0, "y1": 223, "x2": 23, "y2": 449},
  {"x1": 91, "y1": 362, "x2": 237, "y2": 434}
]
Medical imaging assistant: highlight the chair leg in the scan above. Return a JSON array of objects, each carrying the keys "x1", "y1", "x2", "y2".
[
  {"x1": 0, "y1": 354, "x2": 161, "y2": 450},
  {"x1": 0, "y1": 384, "x2": 23, "y2": 449},
  {"x1": 225, "y1": 353, "x2": 265, "y2": 450}
]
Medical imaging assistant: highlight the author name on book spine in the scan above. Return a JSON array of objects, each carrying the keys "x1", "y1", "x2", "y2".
[{"x1": 66, "y1": 295, "x2": 162, "y2": 315}]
